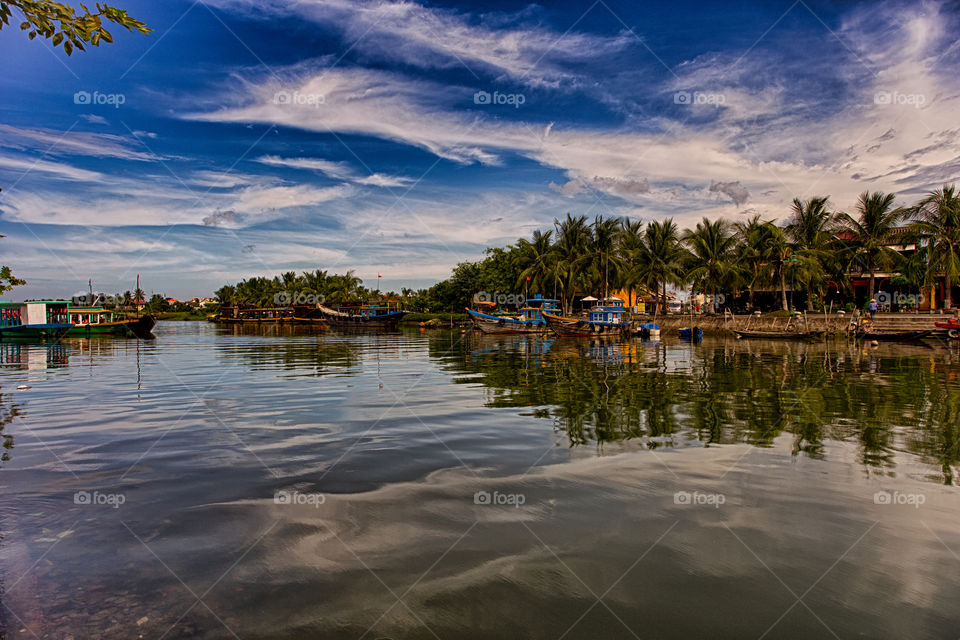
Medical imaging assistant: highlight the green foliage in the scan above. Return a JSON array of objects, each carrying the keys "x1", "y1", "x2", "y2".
[
  {"x1": 0, "y1": 1, "x2": 150, "y2": 55},
  {"x1": 0, "y1": 265, "x2": 25, "y2": 294}
]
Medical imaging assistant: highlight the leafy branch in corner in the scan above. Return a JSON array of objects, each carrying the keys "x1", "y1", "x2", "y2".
[{"x1": 0, "y1": 1, "x2": 150, "y2": 55}]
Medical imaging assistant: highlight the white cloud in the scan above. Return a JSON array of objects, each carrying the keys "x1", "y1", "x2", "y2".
[
  {"x1": 256, "y1": 154, "x2": 414, "y2": 188},
  {"x1": 0, "y1": 125, "x2": 157, "y2": 161},
  {"x1": 206, "y1": 0, "x2": 631, "y2": 88}
]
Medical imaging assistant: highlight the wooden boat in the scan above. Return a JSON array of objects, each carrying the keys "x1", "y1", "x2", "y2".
[
  {"x1": 0, "y1": 301, "x2": 73, "y2": 341},
  {"x1": 856, "y1": 329, "x2": 933, "y2": 341},
  {"x1": 679, "y1": 327, "x2": 703, "y2": 340},
  {"x1": 290, "y1": 304, "x2": 329, "y2": 327},
  {"x1": 317, "y1": 302, "x2": 408, "y2": 329},
  {"x1": 67, "y1": 306, "x2": 156, "y2": 339},
  {"x1": 466, "y1": 296, "x2": 559, "y2": 334},
  {"x1": 734, "y1": 329, "x2": 825, "y2": 340},
  {"x1": 542, "y1": 298, "x2": 632, "y2": 337},
  {"x1": 215, "y1": 307, "x2": 295, "y2": 324}
]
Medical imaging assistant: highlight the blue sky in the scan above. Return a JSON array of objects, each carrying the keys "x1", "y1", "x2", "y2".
[{"x1": 1, "y1": 0, "x2": 958, "y2": 299}]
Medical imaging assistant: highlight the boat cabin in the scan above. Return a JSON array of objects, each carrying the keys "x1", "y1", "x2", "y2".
[
  {"x1": 518, "y1": 296, "x2": 560, "y2": 322},
  {"x1": 589, "y1": 297, "x2": 626, "y2": 324},
  {"x1": 68, "y1": 306, "x2": 117, "y2": 325},
  {"x1": 0, "y1": 301, "x2": 70, "y2": 327}
]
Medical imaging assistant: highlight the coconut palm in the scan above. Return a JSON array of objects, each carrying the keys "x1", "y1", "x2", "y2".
[
  {"x1": 515, "y1": 229, "x2": 556, "y2": 294},
  {"x1": 761, "y1": 223, "x2": 793, "y2": 311},
  {"x1": 589, "y1": 215, "x2": 626, "y2": 299},
  {"x1": 682, "y1": 217, "x2": 737, "y2": 312},
  {"x1": 637, "y1": 219, "x2": 685, "y2": 314},
  {"x1": 786, "y1": 196, "x2": 834, "y2": 310},
  {"x1": 553, "y1": 214, "x2": 591, "y2": 312},
  {"x1": 909, "y1": 185, "x2": 960, "y2": 309},
  {"x1": 835, "y1": 191, "x2": 907, "y2": 300},
  {"x1": 732, "y1": 214, "x2": 770, "y2": 310}
]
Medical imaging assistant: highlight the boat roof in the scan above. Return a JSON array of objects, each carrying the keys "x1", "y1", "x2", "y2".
[
  {"x1": 0, "y1": 300, "x2": 70, "y2": 306},
  {"x1": 69, "y1": 306, "x2": 108, "y2": 312}
]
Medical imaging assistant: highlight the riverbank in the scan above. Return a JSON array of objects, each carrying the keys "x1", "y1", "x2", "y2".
[{"x1": 643, "y1": 311, "x2": 960, "y2": 336}]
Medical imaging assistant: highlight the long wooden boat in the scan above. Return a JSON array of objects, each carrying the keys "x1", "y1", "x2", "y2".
[
  {"x1": 856, "y1": 329, "x2": 932, "y2": 341},
  {"x1": 0, "y1": 301, "x2": 73, "y2": 342},
  {"x1": 317, "y1": 303, "x2": 408, "y2": 329},
  {"x1": 67, "y1": 307, "x2": 156, "y2": 339},
  {"x1": 734, "y1": 329, "x2": 825, "y2": 340},
  {"x1": 215, "y1": 307, "x2": 295, "y2": 324},
  {"x1": 542, "y1": 299, "x2": 632, "y2": 337}
]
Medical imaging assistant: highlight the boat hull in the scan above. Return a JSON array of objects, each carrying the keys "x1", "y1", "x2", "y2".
[
  {"x1": 0, "y1": 323, "x2": 73, "y2": 342},
  {"x1": 542, "y1": 310, "x2": 630, "y2": 337},
  {"x1": 466, "y1": 309, "x2": 546, "y2": 334},
  {"x1": 67, "y1": 315, "x2": 156, "y2": 339}
]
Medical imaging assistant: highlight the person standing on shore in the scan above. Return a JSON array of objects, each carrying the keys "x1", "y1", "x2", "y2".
[{"x1": 868, "y1": 298, "x2": 878, "y2": 321}]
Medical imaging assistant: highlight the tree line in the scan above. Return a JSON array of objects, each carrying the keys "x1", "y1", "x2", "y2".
[{"x1": 217, "y1": 185, "x2": 959, "y2": 314}]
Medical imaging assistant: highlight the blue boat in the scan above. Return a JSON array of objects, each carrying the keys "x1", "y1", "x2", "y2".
[
  {"x1": 542, "y1": 297, "x2": 632, "y2": 337},
  {"x1": 0, "y1": 301, "x2": 73, "y2": 341},
  {"x1": 467, "y1": 296, "x2": 560, "y2": 334},
  {"x1": 679, "y1": 327, "x2": 703, "y2": 340}
]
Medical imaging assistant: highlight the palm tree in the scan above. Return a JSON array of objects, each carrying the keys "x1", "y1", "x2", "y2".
[
  {"x1": 515, "y1": 229, "x2": 555, "y2": 295},
  {"x1": 590, "y1": 215, "x2": 625, "y2": 300},
  {"x1": 682, "y1": 217, "x2": 737, "y2": 312},
  {"x1": 786, "y1": 196, "x2": 834, "y2": 310},
  {"x1": 761, "y1": 223, "x2": 793, "y2": 311},
  {"x1": 618, "y1": 218, "x2": 648, "y2": 308},
  {"x1": 637, "y1": 219, "x2": 685, "y2": 314},
  {"x1": 733, "y1": 214, "x2": 770, "y2": 310},
  {"x1": 553, "y1": 214, "x2": 590, "y2": 313},
  {"x1": 909, "y1": 185, "x2": 960, "y2": 309},
  {"x1": 835, "y1": 191, "x2": 906, "y2": 300}
]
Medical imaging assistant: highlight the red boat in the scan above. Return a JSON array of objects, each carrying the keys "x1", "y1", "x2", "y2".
[{"x1": 934, "y1": 318, "x2": 959, "y2": 338}]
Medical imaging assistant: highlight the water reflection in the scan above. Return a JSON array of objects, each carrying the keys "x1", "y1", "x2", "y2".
[{"x1": 440, "y1": 333, "x2": 960, "y2": 484}]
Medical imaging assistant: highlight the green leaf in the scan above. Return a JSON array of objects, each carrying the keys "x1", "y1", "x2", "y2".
[
  {"x1": 52, "y1": 32, "x2": 63, "y2": 46},
  {"x1": 20, "y1": 21, "x2": 30, "y2": 30},
  {"x1": 63, "y1": 39, "x2": 72, "y2": 55}
]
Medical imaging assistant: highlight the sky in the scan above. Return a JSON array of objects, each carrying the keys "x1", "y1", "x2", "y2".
[{"x1": 1, "y1": 0, "x2": 959, "y2": 300}]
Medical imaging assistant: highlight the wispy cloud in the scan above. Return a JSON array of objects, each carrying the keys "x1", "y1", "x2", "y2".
[{"x1": 208, "y1": 0, "x2": 632, "y2": 88}]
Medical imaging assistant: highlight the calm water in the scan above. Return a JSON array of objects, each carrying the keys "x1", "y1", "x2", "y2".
[{"x1": 1, "y1": 323, "x2": 960, "y2": 639}]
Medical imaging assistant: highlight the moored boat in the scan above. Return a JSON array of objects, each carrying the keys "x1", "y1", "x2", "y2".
[
  {"x1": 67, "y1": 306, "x2": 156, "y2": 339},
  {"x1": 214, "y1": 307, "x2": 295, "y2": 324},
  {"x1": 542, "y1": 298, "x2": 632, "y2": 337},
  {"x1": 679, "y1": 327, "x2": 703, "y2": 340},
  {"x1": 466, "y1": 296, "x2": 559, "y2": 334},
  {"x1": 0, "y1": 301, "x2": 73, "y2": 342},
  {"x1": 317, "y1": 301, "x2": 408, "y2": 329}
]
